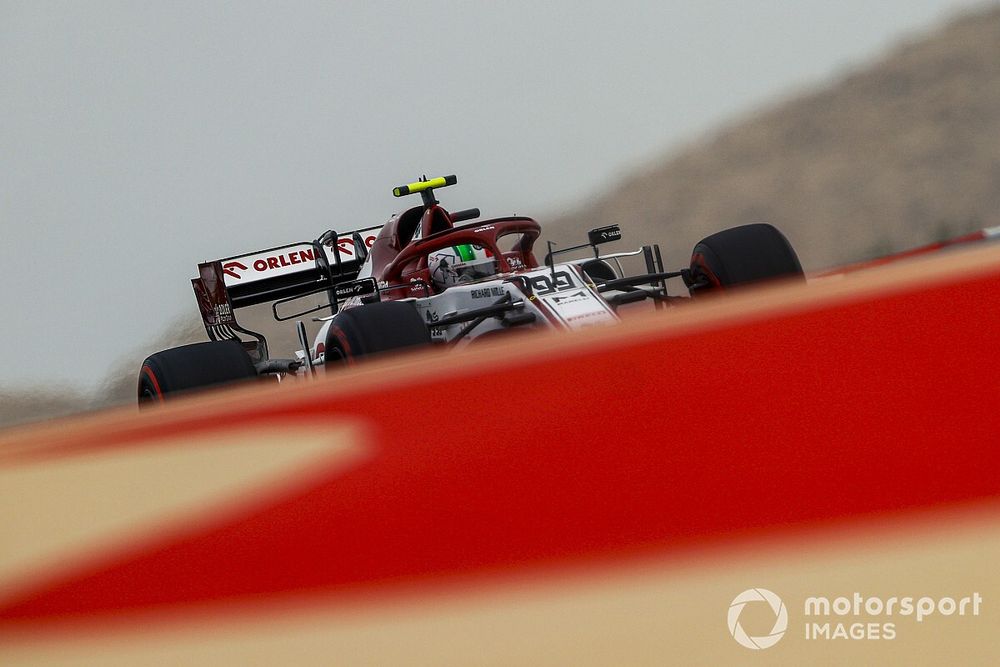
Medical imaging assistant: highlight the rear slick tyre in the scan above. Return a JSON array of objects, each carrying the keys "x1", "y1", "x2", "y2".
[
  {"x1": 324, "y1": 301, "x2": 431, "y2": 366},
  {"x1": 138, "y1": 340, "x2": 257, "y2": 404}
]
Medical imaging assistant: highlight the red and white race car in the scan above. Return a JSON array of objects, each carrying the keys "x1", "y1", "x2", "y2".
[{"x1": 138, "y1": 175, "x2": 804, "y2": 402}]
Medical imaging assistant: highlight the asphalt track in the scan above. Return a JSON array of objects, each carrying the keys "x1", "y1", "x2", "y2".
[{"x1": 2, "y1": 244, "x2": 1000, "y2": 664}]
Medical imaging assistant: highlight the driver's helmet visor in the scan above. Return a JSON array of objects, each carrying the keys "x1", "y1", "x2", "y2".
[{"x1": 429, "y1": 244, "x2": 498, "y2": 289}]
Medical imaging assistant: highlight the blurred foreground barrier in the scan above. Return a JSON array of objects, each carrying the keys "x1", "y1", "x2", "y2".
[{"x1": 3, "y1": 245, "x2": 1000, "y2": 665}]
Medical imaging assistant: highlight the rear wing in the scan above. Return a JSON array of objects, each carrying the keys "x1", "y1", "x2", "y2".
[{"x1": 191, "y1": 225, "x2": 380, "y2": 361}]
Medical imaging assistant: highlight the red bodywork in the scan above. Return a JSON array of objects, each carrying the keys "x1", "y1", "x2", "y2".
[{"x1": 367, "y1": 204, "x2": 541, "y2": 299}]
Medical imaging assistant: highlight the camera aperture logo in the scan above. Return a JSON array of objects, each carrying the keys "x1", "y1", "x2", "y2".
[{"x1": 728, "y1": 588, "x2": 788, "y2": 649}]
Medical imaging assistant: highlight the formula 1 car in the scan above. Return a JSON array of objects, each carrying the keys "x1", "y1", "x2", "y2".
[{"x1": 137, "y1": 175, "x2": 803, "y2": 402}]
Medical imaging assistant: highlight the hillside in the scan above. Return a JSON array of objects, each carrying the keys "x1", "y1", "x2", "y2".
[
  {"x1": 0, "y1": 315, "x2": 209, "y2": 430},
  {"x1": 547, "y1": 6, "x2": 1000, "y2": 271},
  {"x1": 0, "y1": 390, "x2": 94, "y2": 431},
  {"x1": 3, "y1": 5, "x2": 999, "y2": 429}
]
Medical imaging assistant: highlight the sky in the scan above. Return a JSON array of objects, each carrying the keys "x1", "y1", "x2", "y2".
[{"x1": 0, "y1": 0, "x2": 986, "y2": 391}]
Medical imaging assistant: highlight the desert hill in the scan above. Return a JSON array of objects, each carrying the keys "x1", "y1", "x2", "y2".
[
  {"x1": 546, "y1": 6, "x2": 1000, "y2": 271},
  {"x1": 0, "y1": 390, "x2": 95, "y2": 432}
]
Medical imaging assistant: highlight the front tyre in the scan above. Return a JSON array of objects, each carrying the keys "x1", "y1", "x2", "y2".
[
  {"x1": 689, "y1": 223, "x2": 803, "y2": 294},
  {"x1": 138, "y1": 340, "x2": 257, "y2": 404},
  {"x1": 324, "y1": 301, "x2": 431, "y2": 366}
]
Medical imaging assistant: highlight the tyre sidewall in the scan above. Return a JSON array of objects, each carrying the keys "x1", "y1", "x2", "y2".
[{"x1": 138, "y1": 340, "x2": 257, "y2": 401}]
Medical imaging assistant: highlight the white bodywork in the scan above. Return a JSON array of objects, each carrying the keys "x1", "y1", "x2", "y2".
[{"x1": 310, "y1": 263, "x2": 617, "y2": 364}]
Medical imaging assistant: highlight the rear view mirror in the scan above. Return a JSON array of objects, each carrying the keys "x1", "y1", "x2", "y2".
[{"x1": 588, "y1": 225, "x2": 622, "y2": 246}]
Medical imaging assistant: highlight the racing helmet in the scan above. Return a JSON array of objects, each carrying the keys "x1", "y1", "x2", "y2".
[{"x1": 429, "y1": 244, "x2": 498, "y2": 290}]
